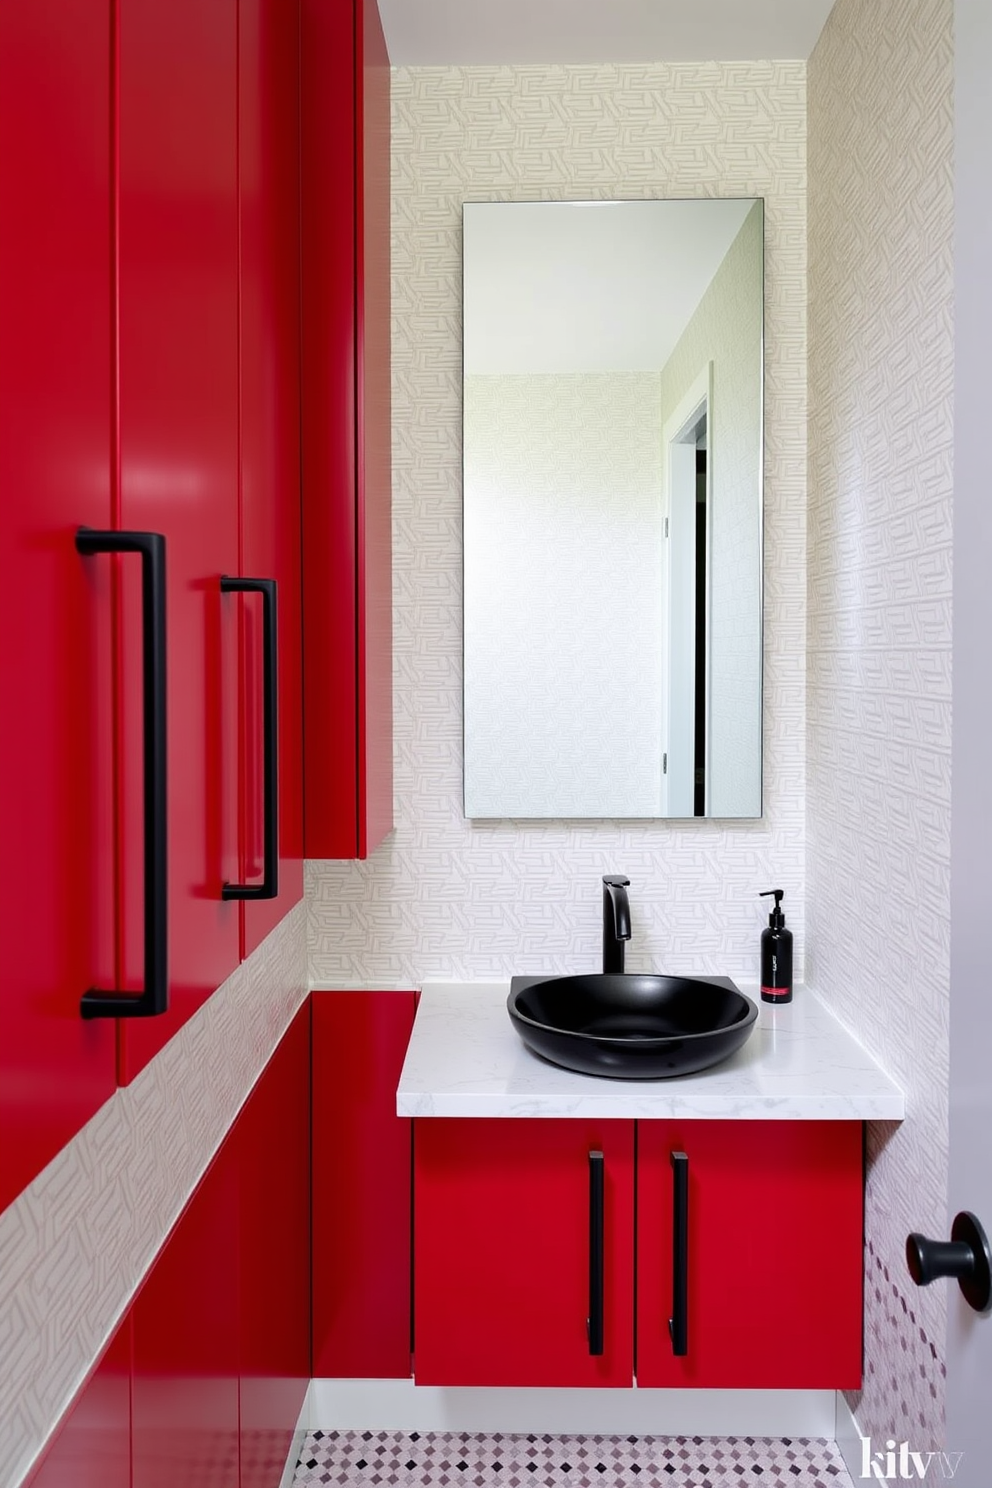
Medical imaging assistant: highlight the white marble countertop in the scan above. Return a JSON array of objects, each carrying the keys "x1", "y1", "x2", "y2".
[{"x1": 396, "y1": 979, "x2": 905, "y2": 1120}]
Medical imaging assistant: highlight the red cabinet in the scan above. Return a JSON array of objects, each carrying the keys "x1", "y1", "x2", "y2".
[
  {"x1": 300, "y1": 0, "x2": 393, "y2": 860},
  {"x1": 413, "y1": 1118, "x2": 863, "y2": 1390},
  {"x1": 637, "y1": 1120, "x2": 863, "y2": 1388},
  {"x1": 312, "y1": 991, "x2": 416, "y2": 1378},
  {"x1": 414, "y1": 1119, "x2": 636, "y2": 1387},
  {"x1": 238, "y1": 0, "x2": 304, "y2": 957},
  {"x1": 0, "y1": 0, "x2": 119, "y2": 1211},
  {"x1": 238, "y1": 1005, "x2": 311, "y2": 1487},
  {"x1": 116, "y1": 0, "x2": 242, "y2": 1082},
  {"x1": 132, "y1": 1128, "x2": 241, "y2": 1488},
  {"x1": 25, "y1": 1322, "x2": 131, "y2": 1488}
]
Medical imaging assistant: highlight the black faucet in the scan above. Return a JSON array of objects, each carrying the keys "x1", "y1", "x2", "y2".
[{"x1": 602, "y1": 875, "x2": 631, "y2": 973}]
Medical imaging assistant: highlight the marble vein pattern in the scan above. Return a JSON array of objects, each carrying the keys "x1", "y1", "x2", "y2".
[
  {"x1": 308, "y1": 61, "x2": 808, "y2": 988},
  {"x1": 397, "y1": 982, "x2": 904, "y2": 1120},
  {"x1": 806, "y1": 0, "x2": 953, "y2": 1448},
  {"x1": 293, "y1": 1431, "x2": 854, "y2": 1488},
  {"x1": 0, "y1": 902, "x2": 307, "y2": 1488}
]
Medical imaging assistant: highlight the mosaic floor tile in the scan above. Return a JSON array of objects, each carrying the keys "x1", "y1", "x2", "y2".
[{"x1": 292, "y1": 1432, "x2": 854, "y2": 1488}]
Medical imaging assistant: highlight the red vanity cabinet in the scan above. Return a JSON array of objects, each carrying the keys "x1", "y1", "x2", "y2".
[
  {"x1": 412, "y1": 1117, "x2": 863, "y2": 1390},
  {"x1": 0, "y1": 0, "x2": 119, "y2": 1211},
  {"x1": 413, "y1": 1118, "x2": 636, "y2": 1388},
  {"x1": 25, "y1": 1322, "x2": 132, "y2": 1488},
  {"x1": 300, "y1": 0, "x2": 393, "y2": 860},
  {"x1": 636, "y1": 1119, "x2": 864, "y2": 1389}
]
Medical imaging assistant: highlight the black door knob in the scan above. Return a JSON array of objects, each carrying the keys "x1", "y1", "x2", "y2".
[{"x1": 906, "y1": 1211, "x2": 992, "y2": 1313}]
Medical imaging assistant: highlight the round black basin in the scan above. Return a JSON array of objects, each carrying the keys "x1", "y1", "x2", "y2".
[{"x1": 507, "y1": 973, "x2": 758, "y2": 1080}]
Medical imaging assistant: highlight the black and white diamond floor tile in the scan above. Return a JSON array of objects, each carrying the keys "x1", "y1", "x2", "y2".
[{"x1": 292, "y1": 1432, "x2": 853, "y2": 1488}]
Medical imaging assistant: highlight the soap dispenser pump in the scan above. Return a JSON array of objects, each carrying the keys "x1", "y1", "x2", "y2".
[{"x1": 759, "y1": 889, "x2": 793, "y2": 1003}]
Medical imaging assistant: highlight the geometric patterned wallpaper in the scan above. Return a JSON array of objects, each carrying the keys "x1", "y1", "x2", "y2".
[
  {"x1": 807, "y1": 0, "x2": 953, "y2": 1449},
  {"x1": 0, "y1": 903, "x2": 306, "y2": 1488},
  {"x1": 309, "y1": 62, "x2": 809, "y2": 987}
]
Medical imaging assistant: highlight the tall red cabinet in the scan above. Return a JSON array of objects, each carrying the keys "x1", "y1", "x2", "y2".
[
  {"x1": 0, "y1": 0, "x2": 119, "y2": 1211},
  {"x1": 301, "y1": 0, "x2": 393, "y2": 860}
]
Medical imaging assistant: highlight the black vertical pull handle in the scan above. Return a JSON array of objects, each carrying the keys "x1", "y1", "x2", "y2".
[
  {"x1": 669, "y1": 1151, "x2": 689, "y2": 1356},
  {"x1": 587, "y1": 1150, "x2": 605, "y2": 1356},
  {"x1": 221, "y1": 576, "x2": 278, "y2": 900},
  {"x1": 76, "y1": 528, "x2": 168, "y2": 1019}
]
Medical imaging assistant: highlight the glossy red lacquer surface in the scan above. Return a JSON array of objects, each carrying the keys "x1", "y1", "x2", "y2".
[
  {"x1": 356, "y1": 0, "x2": 394, "y2": 858},
  {"x1": 117, "y1": 0, "x2": 241, "y2": 1081},
  {"x1": 300, "y1": 0, "x2": 393, "y2": 861},
  {"x1": 238, "y1": 0, "x2": 304, "y2": 957},
  {"x1": 636, "y1": 1120, "x2": 864, "y2": 1388},
  {"x1": 239, "y1": 1004, "x2": 311, "y2": 1487},
  {"x1": 414, "y1": 1118, "x2": 635, "y2": 1387},
  {"x1": 24, "y1": 1317, "x2": 131, "y2": 1488},
  {"x1": 0, "y1": 0, "x2": 118, "y2": 1210},
  {"x1": 312, "y1": 991, "x2": 416, "y2": 1378},
  {"x1": 131, "y1": 1132, "x2": 240, "y2": 1488}
]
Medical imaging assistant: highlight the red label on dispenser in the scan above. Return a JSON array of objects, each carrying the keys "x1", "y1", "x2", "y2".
[{"x1": 762, "y1": 986, "x2": 792, "y2": 1003}]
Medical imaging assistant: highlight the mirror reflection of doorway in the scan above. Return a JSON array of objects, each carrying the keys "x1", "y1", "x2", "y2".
[{"x1": 664, "y1": 363, "x2": 712, "y2": 818}]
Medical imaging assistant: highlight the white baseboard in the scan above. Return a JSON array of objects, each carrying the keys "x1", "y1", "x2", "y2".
[
  {"x1": 309, "y1": 1378, "x2": 837, "y2": 1437},
  {"x1": 278, "y1": 1384, "x2": 314, "y2": 1488},
  {"x1": 835, "y1": 1391, "x2": 865, "y2": 1481}
]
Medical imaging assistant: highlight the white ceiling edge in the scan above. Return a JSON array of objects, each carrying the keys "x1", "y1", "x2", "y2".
[{"x1": 378, "y1": 0, "x2": 836, "y2": 67}]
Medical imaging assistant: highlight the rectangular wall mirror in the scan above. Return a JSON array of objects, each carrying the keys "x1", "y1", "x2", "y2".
[{"x1": 462, "y1": 198, "x2": 764, "y2": 820}]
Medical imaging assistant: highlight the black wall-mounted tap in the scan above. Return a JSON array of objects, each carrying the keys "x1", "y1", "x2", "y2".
[{"x1": 602, "y1": 875, "x2": 631, "y2": 973}]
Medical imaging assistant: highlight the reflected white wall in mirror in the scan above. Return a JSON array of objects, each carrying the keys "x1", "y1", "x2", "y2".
[{"x1": 463, "y1": 199, "x2": 764, "y2": 819}]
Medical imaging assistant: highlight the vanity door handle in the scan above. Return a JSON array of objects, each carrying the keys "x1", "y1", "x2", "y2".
[
  {"x1": 220, "y1": 576, "x2": 278, "y2": 900},
  {"x1": 76, "y1": 527, "x2": 168, "y2": 1020},
  {"x1": 587, "y1": 1150, "x2": 605, "y2": 1356},
  {"x1": 669, "y1": 1150, "x2": 689, "y2": 1355}
]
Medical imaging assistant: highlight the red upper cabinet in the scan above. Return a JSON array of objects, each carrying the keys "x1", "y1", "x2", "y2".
[
  {"x1": 300, "y1": 0, "x2": 393, "y2": 860},
  {"x1": 116, "y1": 0, "x2": 242, "y2": 1080},
  {"x1": 238, "y1": 0, "x2": 304, "y2": 956},
  {"x1": 0, "y1": 0, "x2": 119, "y2": 1210}
]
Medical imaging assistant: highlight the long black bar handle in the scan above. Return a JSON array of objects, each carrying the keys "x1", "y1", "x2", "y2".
[
  {"x1": 221, "y1": 576, "x2": 278, "y2": 901},
  {"x1": 587, "y1": 1150, "x2": 605, "y2": 1356},
  {"x1": 76, "y1": 528, "x2": 168, "y2": 1019},
  {"x1": 669, "y1": 1151, "x2": 689, "y2": 1356}
]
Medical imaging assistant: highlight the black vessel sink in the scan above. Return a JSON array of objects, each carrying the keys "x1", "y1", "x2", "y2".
[{"x1": 507, "y1": 973, "x2": 758, "y2": 1080}]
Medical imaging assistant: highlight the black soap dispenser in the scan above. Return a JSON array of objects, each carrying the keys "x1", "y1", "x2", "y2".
[{"x1": 759, "y1": 889, "x2": 793, "y2": 1004}]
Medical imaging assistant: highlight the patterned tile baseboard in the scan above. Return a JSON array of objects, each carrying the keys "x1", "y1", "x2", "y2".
[{"x1": 293, "y1": 1432, "x2": 853, "y2": 1488}]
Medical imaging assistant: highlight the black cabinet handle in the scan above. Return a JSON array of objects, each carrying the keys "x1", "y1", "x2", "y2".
[
  {"x1": 220, "y1": 576, "x2": 278, "y2": 901},
  {"x1": 669, "y1": 1151, "x2": 688, "y2": 1356},
  {"x1": 76, "y1": 528, "x2": 168, "y2": 1019},
  {"x1": 587, "y1": 1150, "x2": 605, "y2": 1356}
]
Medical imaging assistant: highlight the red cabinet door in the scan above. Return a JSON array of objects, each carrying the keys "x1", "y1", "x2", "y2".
[
  {"x1": 300, "y1": 0, "x2": 393, "y2": 861},
  {"x1": 24, "y1": 1320, "x2": 131, "y2": 1488},
  {"x1": 0, "y1": 0, "x2": 118, "y2": 1210},
  {"x1": 414, "y1": 1118, "x2": 635, "y2": 1388},
  {"x1": 239, "y1": 1003, "x2": 310, "y2": 1488},
  {"x1": 132, "y1": 1134, "x2": 240, "y2": 1488},
  {"x1": 117, "y1": 0, "x2": 241, "y2": 1081},
  {"x1": 636, "y1": 1120, "x2": 864, "y2": 1389},
  {"x1": 312, "y1": 991, "x2": 416, "y2": 1378},
  {"x1": 238, "y1": 0, "x2": 304, "y2": 957}
]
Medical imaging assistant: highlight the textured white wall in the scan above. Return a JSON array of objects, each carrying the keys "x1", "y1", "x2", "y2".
[
  {"x1": 464, "y1": 371, "x2": 666, "y2": 817},
  {"x1": 806, "y1": 0, "x2": 953, "y2": 1449},
  {"x1": 308, "y1": 63, "x2": 807, "y2": 984},
  {"x1": 0, "y1": 905, "x2": 307, "y2": 1488}
]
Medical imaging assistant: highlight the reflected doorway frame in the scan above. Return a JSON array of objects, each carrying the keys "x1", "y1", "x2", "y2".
[{"x1": 661, "y1": 362, "x2": 713, "y2": 818}]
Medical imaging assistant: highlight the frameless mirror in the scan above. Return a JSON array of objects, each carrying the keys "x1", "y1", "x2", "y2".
[{"x1": 462, "y1": 198, "x2": 764, "y2": 819}]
